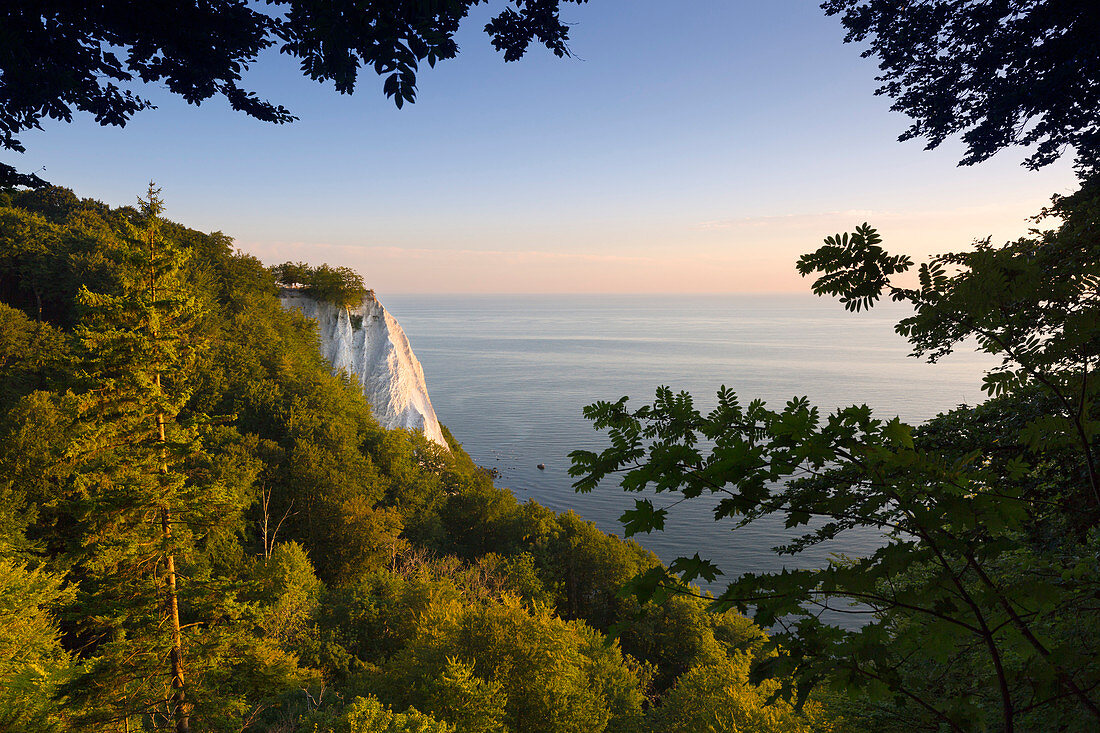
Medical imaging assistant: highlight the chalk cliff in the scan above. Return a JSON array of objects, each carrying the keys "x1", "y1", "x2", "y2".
[{"x1": 279, "y1": 289, "x2": 448, "y2": 450}]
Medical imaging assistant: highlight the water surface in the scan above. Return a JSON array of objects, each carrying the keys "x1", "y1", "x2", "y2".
[{"x1": 384, "y1": 294, "x2": 992, "y2": 624}]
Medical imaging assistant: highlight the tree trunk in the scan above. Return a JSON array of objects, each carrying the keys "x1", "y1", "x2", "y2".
[
  {"x1": 148, "y1": 192, "x2": 190, "y2": 732},
  {"x1": 156, "y1": 374, "x2": 190, "y2": 733},
  {"x1": 161, "y1": 509, "x2": 190, "y2": 733}
]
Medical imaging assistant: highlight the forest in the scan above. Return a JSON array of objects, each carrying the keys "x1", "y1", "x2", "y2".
[
  {"x1": 4, "y1": 173, "x2": 1097, "y2": 733},
  {"x1": 0, "y1": 185, "x2": 843, "y2": 731},
  {"x1": 2, "y1": 0, "x2": 1099, "y2": 731}
]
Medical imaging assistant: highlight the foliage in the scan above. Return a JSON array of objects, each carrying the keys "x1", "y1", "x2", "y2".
[
  {"x1": 379, "y1": 595, "x2": 645, "y2": 733},
  {"x1": 421, "y1": 657, "x2": 507, "y2": 733},
  {"x1": 616, "y1": 593, "x2": 768, "y2": 698},
  {"x1": 0, "y1": 184, "x2": 824, "y2": 730},
  {"x1": 0, "y1": 558, "x2": 72, "y2": 731},
  {"x1": 648, "y1": 655, "x2": 833, "y2": 733},
  {"x1": 305, "y1": 695, "x2": 452, "y2": 733},
  {"x1": 571, "y1": 185, "x2": 1100, "y2": 731},
  {"x1": 0, "y1": 0, "x2": 590, "y2": 185},
  {"x1": 58, "y1": 184, "x2": 219, "y2": 729},
  {"x1": 274, "y1": 261, "x2": 371, "y2": 309},
  {"x1": 822, "y1": 0, "x2": 1100, "y2": 173},
  {"x1": 0, "y1": 207, "x2": 66, "y2": 319},
  {"x1": 255, "y1": 542, "x2": 326, "y2": 650}
]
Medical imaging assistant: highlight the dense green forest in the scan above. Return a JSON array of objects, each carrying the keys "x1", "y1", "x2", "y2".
[
  {"x1": 0, "y1": 185, "x2": 843, "y2": 732},
  {"x1": 3, "y1": 2, "x2": 1097, "y2": 731},
  {"x1": 2, "y1": 181, "x2": 1097, "y2": 733}
]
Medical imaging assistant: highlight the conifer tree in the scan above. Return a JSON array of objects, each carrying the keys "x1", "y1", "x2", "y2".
[{"x1": 63, "y1": 184, "x2": 210, "y2": 731}]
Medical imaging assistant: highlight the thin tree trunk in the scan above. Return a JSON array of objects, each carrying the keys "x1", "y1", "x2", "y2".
[
  {"x1": 151, "y1": 205, "x2": 190, "y2": 733},
  {"x1": 261, "y1": 483, "x2": 270, "y2": 560},
  {"x1": 161, "y1": 513, "x2": 189, "y2": 733},
  {"x1": 156, "y1": 383, "x2": 190, "y2": 733}
]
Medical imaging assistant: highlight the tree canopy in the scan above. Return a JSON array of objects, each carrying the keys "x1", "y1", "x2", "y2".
[
  {"x1": 568, "y1": 6, "x2": 1100, "y2": 727},
  {"x1": 0, "y1": 0, "x2": 588, "y2": 186},
  {"x1": 0, "y1": 185, "x2": 837, "y2": 731},
  {"x1": 571, "y1": 180, "x2": 1100, "y2": 732},
  {"x1": 823, "y1": 0, "x2": 1100, "y2": 173},
  {"x1": 273, "y1": 261, "x2": 371, "y2": 309}
]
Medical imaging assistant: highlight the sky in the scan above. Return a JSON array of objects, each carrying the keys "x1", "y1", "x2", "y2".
[{"x1": 15, "y1": 0, "x2": 1080, "y2": 294}]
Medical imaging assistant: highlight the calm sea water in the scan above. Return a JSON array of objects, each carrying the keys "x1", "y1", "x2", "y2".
[{"x1": 383, "y1": 294, "x2": 992, "y2": 625}]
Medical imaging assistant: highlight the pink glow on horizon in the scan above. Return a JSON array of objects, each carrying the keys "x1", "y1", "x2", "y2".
[{"x1": 238, "y1": 197, "x2": 1058, "y2": 294}]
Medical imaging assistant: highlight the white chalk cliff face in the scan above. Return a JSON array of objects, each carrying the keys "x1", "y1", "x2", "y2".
[{"x1": 279, "y1": 289, "x2": 449, "y2": 450}]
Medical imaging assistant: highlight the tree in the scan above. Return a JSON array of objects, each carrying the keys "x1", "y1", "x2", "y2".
[
  {"x1": 304, "y1": 694, "x2": 452, "y2": 733},
  {"x1": 822, "y1": 0, "x2": 1100, "y2": 173},
  {"x1": 59, "y1": 184, "x2": 244, "y2": 731},
  {"x1": 380, "y1": 595, "x2": 645, "y2": 733},
  {"x1": 274, "y1": 262, "x2": 371, "y2": 309},
  {"x1": 0, "y1": 558, "x2": 72, "y2": 731},
  {"x1": 272, "y1": 261, "x2": 311, "y2": 290},
  {"x1": 253, "y1": 541, "x2": 325, "y2": 656},
  {"x1": 571, "y1": 185, "x2": 1100, "y2": 731},
  {"x1": 0, "y1": 208, "x2": 65, "y2": 320},
  {"x1": 0, "y1": 0, "x2": 589, "y2": 186},
  {"x1": 0, "y1": 303, "x2": 69, "y2": 416},
  {"x1": 422, "y1": 658, "x2": 508, "y2": 733},
  {"x1": 647, "y1": 655, "x2": 832, "y2": 733}
]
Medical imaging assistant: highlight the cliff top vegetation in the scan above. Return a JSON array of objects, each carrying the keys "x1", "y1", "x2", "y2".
[{"x1": 273, "y1": 261, "x2": 374, "y2": 309}]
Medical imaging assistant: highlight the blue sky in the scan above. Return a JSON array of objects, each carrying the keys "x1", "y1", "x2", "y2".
[{"x1": 17, "y1": 0, "x2": 1078, "y2": 293}]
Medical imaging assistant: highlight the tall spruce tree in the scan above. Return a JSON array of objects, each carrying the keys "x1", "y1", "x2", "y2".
[{"x1": 63, "y1": 184, "x2": 210, "y2": 731}]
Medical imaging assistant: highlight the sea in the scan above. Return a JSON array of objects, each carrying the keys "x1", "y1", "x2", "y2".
[{"x1": 383, "y1": 294, "x2": 993, "y2": 626}]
